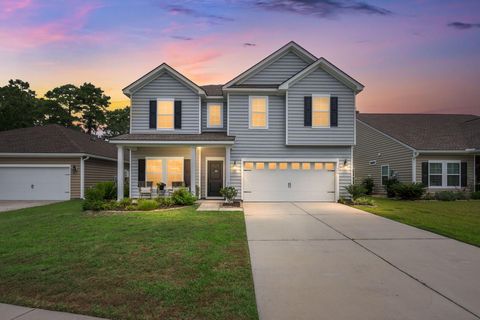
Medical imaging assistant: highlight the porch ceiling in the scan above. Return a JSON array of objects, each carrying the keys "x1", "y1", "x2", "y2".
[{"x1": 110, "y1": 132, "x2": 235, "y2": 145}]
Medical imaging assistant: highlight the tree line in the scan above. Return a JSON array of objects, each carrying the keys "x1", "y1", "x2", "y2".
[{"x1": 0, "y1": 79, "x2": 129, "y2": 138}]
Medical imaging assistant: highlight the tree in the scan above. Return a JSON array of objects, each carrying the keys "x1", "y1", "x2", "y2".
[
  {"x1": 35, "y1": 98, "x2": 73, "y2": 127},
  {"x1": 44, "y1": 84, "x2": 81, "y2": 125},
  {"x1": 77, "y1": 83, "x2": 110, "y2": 134},
  {"x1": 104, "y1": 106, "x2": 130, "y2": 138},
  {"x1": 0, "y1": 80, "x2": 37, "y2": 131}
]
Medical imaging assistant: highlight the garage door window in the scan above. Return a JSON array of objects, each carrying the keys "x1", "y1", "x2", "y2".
[
  {"x1": 291, "y1": 163, "x2": 300, "y2": 170},
  {"x1": 244, "y1": 162, "x2": 253, "y2": 170},
  {"x1": 256, "y1": 162, "x2": 265, "y2": 170},
  {"x1": 279, "y1": 163, "x2": 288, "y2": 170},
  {"x1": 268, "y1": 163, "x2": 277, "y2": 170},
  {"x1": 314, "y1": 163, "x2": 324, "y2": 170},
  {"x1": 325, "y1": 163, "x2": 335, "y2": 171},
  {"x1": 302, "y1": 163, "x2": 311, "y2": 170}
]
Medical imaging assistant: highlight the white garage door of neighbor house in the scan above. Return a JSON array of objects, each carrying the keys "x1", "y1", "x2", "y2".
[
  {"x1": 0, "y1": 166, "x2": 70, "y2": 200},
  {"x1": 243, "y1": 161, "x2": 336, "y2": 202}
]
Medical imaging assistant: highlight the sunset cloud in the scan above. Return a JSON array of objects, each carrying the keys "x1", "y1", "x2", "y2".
[
  {"x1": 447, "y1": 21, "x2": 480, "y2": 30},
  {"x1": 0, "y1": 0, "x2": 32, "y2": 18}
]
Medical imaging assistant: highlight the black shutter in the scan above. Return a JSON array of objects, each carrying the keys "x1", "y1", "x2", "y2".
[
  {"x1": 461, "y1": 162, "x2": 467, "y2": 187},
  {"x1": 184, "y1": 159, "x2": 191, "y2": 188},
  {"x1": 330, "y1": 97, "x2": 338, "y2": 127},
  {"x1": 304, "y1": 96, "x2": 312, "y2": 126},
  {"x1": 421, "y1": 162, "x2": 428, "y2": 186},
  {"x1": 138, "y1": 159, "x2": 146, "y2": 186},
  {"x1": 149, "y1": 100, "x2": 157, "y2": 129},
  {"x1": 174, "y1": 100, "x2": 182, "y2": 129}
]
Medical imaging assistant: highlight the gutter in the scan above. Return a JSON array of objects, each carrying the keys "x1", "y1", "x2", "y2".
[{"x1": 80, "y1": 156, "x2": 90, "y2": 199}]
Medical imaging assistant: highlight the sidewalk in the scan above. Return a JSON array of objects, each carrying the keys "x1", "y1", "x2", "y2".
[{"x1": 0, "y1": 303, "x2": 107, "y2": 320}]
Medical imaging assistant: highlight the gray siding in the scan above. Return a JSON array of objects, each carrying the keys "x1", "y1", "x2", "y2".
[
  {"x1": 239, "y1": 51, "x2": 309, "y2": 85},
  {"x1": 353, "y1": 121, "x2": 414, "y2": 194},
  {"x1": 228, "y1": 93, "x2": 352, "y2": 198},
  {"x1": 131, "y1": 72, "x2": 200, "y2": 134},
  {"x1": 201, "y1": 99, "x2": 227, "y2": 132},
  {"x1": 287, "y1": 67, "x2": 355, "y2": 145}
]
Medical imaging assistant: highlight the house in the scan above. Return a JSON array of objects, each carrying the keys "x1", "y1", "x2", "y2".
[
  {"x1": 0, "y1": 125, "x2": 126, "y2": 200},
  {"x1": 111, "y1": 41, "x2": 364, "y2": 201},
  {"x1": 354, "y1": 113, "x2": 480, "y2": 194}
]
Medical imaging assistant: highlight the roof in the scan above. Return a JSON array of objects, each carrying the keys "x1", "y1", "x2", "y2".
[
  {"x1": 200, "y1": 85, "x2": 223, "y2": 96},
  {"x1": 0, "y1": 125, "x2": 119, "y2": 159},
  {"x1": 357, "y1": 113, "x2": 480, "y2": 151},
  {"x1": 110, "y1": 132, "x2": 235, "y2": 143}
]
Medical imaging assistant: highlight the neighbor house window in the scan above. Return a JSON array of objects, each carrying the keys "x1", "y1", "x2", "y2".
[
  {"x1": 157, "y1": 99, "x2": 174, "y2": 129},
  {"x1": 207, "y1": 103, "x2": 223, "y2": 128},
  {"x1": 429, "y1": 161, "x2": 461, "y2": 187},
  {"x1": 429, "y1": 162, "x2": 443, "y2": 187},
  {"x1": 381, "y1": 165, "x2": 390, "y2": 186},
  {"x1": 249, "y1": 96, "x2": 268, "y2": 129},
  {"x1": 312, "y1": 95, "x2": 330, "y2": 127},
  {"x1": 146, "y1": 157, "x2": 183, "y2": 188},
  {"x1": 447, "y1": 162, "x2": 460, "y2": 187}
]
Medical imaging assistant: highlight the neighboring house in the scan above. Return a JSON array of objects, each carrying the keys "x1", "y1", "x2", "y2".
[
  {"x1": 111, "y1": 41, "x2": 364, "y2": 201},
  {"x1": 0, "y1": 125, "x2": 127, "y2": 200},
  {"x1": 354, "y1": 113, "x2": 480, "y2": 194}
]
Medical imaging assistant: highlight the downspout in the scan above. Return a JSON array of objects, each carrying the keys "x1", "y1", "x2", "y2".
[
  {"x1": 80, "y1": 156, "x2": 90, "y2": 199},
  {"x1": 412, "y1": 151, "x2": 419, "y2": 182}
]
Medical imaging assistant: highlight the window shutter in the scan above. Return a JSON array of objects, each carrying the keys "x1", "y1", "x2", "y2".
[
  {"x1": 461, "y1": 162, "x2": 467, "y2": 187},
  {"x1": 138, "y1": 159, "x2": 146, "y2": 186},
  {"x1": 149, "y1": 100, "x2": 157, "y2": 129},
  {"x1": 304, "y1": 96, "x2": 312, "y2": 127},
  {"x1": 330, "y1": 96, "x2": 338, "y2": 127},
  {"x1": 421, "y1": 162, "x2": 428, "y2": 186},
  {"x1": 174, "y1": 100, "x2": 182, "y2": 129},
  {"x1": 184, "y1": 159, "x2": 191, "y2": 189}
]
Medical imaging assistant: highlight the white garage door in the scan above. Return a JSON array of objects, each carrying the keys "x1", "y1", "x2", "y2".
[
  {"x1": 243, "y1": 161, "x2": 336, "y2": 202},
  {"x1": 0, "y1": 166, "x2": 70, "y2": 200}
]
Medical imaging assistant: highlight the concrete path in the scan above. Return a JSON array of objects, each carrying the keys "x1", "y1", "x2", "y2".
[
  {"x1": 0, "y1": 200, "x2": 58, "y2": 213},
  {"x1": 244, "y1": 202, "x2": 480, "y2": 320},
  {"x1": 0, "y1": 303, "x2": 106, "y2": 320}
]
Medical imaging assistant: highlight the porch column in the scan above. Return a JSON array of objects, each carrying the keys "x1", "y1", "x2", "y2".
[
  {"x1": 190, "y1": 146, "x2": 196, "y2": 194},
  {"x1": 225, "y1": 146, "x2": 231, "y2": 186},
  {"x1": 117, "y1": 145, "x2": 124, "y2": 201}
]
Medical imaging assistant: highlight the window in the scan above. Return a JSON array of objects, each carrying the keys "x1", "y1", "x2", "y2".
[
  {"x1": 157, "y1": 99, "x2": 174, "y2": 129},
  {"x1": 249, "y1": 96, "x2": 268, "y2": 129},
  {"x1": 429, "y1": 162, "x2": 442, "y2": 187},
  {"x1": 302, "y1": 163, "x2": 311, "y2": 170},
  {"x1": 314, "y1": 163, "x2": 324, "y2": 170},
  {"x1": 279, "y1": 162, "x2": 288, "y2": 170},
  {"x1": 146, "y1": 157, "x2": 183, "y2": 188},
  {"x1": 312, "y1": 95, "x2": 330, "y2": 127},
  {"x1": 207, "y1": 103, "x2": 223, "y2": 128},
  {"x1": 447, "y1": 163, "x2": 460, "y2": 187},
  {"x1": 381, "y1": 165, "x2": 389, "y2": 186},
  {"x1": 291, "y1": 162, "x2": 300, "y2": 170},
  {"x1": 268, "y1": 163, "x2": 277, "y2": 170},
  {"x1": 428, "y1": 161, "x2": 461, "y2": 187},
  {"x1": 325, "y1": 163, "x2": 335, "y2": 171},
  {"x1": 256, "y1": 162, "x2": 265, "y2": 170},
  {"x1": 244, "y1": 162, "x2": 253, "y2": 170}
]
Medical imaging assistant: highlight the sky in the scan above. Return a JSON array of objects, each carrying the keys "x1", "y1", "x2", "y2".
[{"x1": 1, "y1": 0, "x2": 479, "y2": 114}]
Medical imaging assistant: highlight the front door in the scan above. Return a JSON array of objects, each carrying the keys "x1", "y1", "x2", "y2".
[{"x1": 207, "y1": 161, "x2": 223, "y2": 197}]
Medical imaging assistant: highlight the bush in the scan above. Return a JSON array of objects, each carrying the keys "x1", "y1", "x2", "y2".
[
  {"x1": 471, "y1": 191, "x2": 480, "y2": 200},
  {"x1": 393, "y1": 183, "x2": 426, "y2": 200},
  {"x1": 435, "y1": 191, "x2": 457, "y2": 201},
  {"x1": 156, "y1": 196, "x2": 176, "y2": 208},
  {"x1": 354, "y1": 197, "x2": 375, "y2": 206},
  {"x1": 361, "y1": 178, "x2": 374, "y2": 195},
  {"x1": 454, "y1": 191, "x2": 469, "y2": 200},
  {"x1": 344, "y1": 184, "x2": 367, "y2": 200},
  {"x1": 137, "y1": 199, "x2": 158, "y2": 211},
  {"x1": 82, "y1": 200, "x2": 105, "y2": 211},
  {"x1": 95, "y1": 181, "x2": 117, "y2": 200},
  {"x1": 338, "y1": 197, "x2": 353, "y2": 205},
  {"x1": 423, "y1": 192, "x2": 435, "y2": 200},
  {"x1": 118, "y1": 198, "x2": 133, "y2": 209},
  {"x1": 85, "y1": 187, "x2": 104, "y2": 201},
  {"x1": 384, "y1": 177, "x2": 399, "y2": 198},
  {"x1": 171, "y1": 187, "x2": 197, "y2": 205},
  {"x1": 220, "y1": 186, "x2": 238, "y2": 203}
]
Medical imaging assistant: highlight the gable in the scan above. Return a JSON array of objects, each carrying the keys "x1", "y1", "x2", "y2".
[
  {"x1": 238, "y1": 50, "x2": 310, "y2": 85},
  {"x1": 290, "y1": 66, "x2": 354, "y2": 94}
]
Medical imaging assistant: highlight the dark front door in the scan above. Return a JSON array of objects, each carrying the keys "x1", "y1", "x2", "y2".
[{"x1": 208, "y1": 161, "x2": 223, "y2": 197}]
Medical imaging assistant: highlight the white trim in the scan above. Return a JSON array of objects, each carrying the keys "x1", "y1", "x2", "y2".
[
  {"x1": 198, "y1": 96, "x2": 202, "y2": 134},
  {"x1": 311, "y1": 94, "x2": 331, "y2": 128},
  {"x1": 357, "y1": 120, "x2": 417, "y2": 152},
  {"x1": 205, "y1": 95, "x2": 224, "y2": 99},
  {"x1": 427, "y1": 160, "x2": 462, "y2": 188},
  {"x1": 225, "y1": 146, "x2": 231, "y2": 187},
  {"x1": 110, "y1": 140, "x2": 234, "y2": 146},
  {"x1": 206, "y1": 102, "x2": 224, "y2": 128},
  {"x1": 381, "y1": 164, "x2": 389, "y2": 186},
  {"x1": 227, "y1": 93, "x2": 230, "y2": 136},
  {"x1": 156, "y1": 98, "x2": 175, "y2": 131},
  {"x1": 117, "y1": 146, "x2": 125, "y2": 200},
  {"x1": 350, "y1": 146, "x2": 354, "y2": 184},
  {"x1": 474, "y1": 155, "x2": 477, "y2": 192},
  {"x1": 417, "y1": 150, "x2": 478, "y2": 154},
  {"x1": 190, "y1": 146, "x2": 196, "y2": 193},
  {"x1": 285, "y1": 90, "x2": 289, "y2": 145},
  {"x1": 412, "y1": 151, "x2": 419, "y2": 182},
  {"x1": 0, "y1": 153, "x2": 119, "y2": 162},
  {"x1": 129, "y1": 93, "x2": 133, "y2": 134},
  {"x1": 0, "y1": 164, "x2": 71, "y2": 168},
  {"x1": 223, "y1": 88, "x2": 280, "y2": 93},
  {"x1": 248, "y1": 96, "x2": 269, "y2": 129},
  {"x1": 353, "y1": 95, "x2": 356, "y2": 145},
  {"x1": 129, "y1": 148, "x2": 132, "y2": 197},
  {"x1": 80, "y1": 156, "x2": 87, "y2": 199},
  {"x1": 198, "y1": 147, "x2": 202, "y2": 196},
  {"x1": 205, "y1": 157, "x2": 225, "y2": 199}
]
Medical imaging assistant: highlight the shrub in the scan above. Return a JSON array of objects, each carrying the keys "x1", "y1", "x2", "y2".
[
  {"x1": 95, "y1": 181, "x2": 117, "y2": 200},
  {"x1": 156, "y1": 196, "x2": 176, "y2": 208},
  {"x1": 119, "y1": 198, "x2": 132, "y2": 209},
  {"x1": 220, "y1": 186, "x2": 238, "y2": 203},
  {"x1": 344, "y1": 184, "x2": 366, "y2": 200},
  {"x1": 435, "y1": 191, "x2": 457, "y2": 201},
  {"x1": 384, "y1": 177, "x2": 399, "y2": 198},
  {"x1": 85, "y1": 187, "x2": 104, "y2": 201},
  {"x1": 354, "y1": 197, "x2": 375, "y2": 206},
  {"x1": 471, "y1": 191, "x2": 480, "y2": 200},
  {"x1": 82, "y1": 200, "x2": 105, "y2": 211},
  {"x1": 393, "y1": 183, "x2": 426, "y2": 200},
  {"x1": 361, "y1": 178, "x2": 374, "y2": 195},
  {"x1": 338, "y1": 197, "x2": 353, "y2": 205},
  {"x1": 454, "y1": 191, "x2": 469, "y2": 200},
  {"x1": 171, "y1": 187, "x2": 197, "y2": 205},
  {"x1": 423, "y1": 192, "x2": 435, "y2": 200},
  {"x1": 137, "y1": 199, "x2": 158, "y2": 211}
]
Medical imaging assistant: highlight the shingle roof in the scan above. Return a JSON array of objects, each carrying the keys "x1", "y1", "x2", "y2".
[
  {"x1": 0, "y1": 125, "x2": 118, "y2": 159},
  {"x1": 229, "y1": 84, "x2": 279, "y2": 89},
  {"x1": 200, "y1": 85, "x2": 223, "y2": 96},
  {"x1": 110, "y1": 132, "x2": 235, "y2": 142},
  {"x1": 357, "y1": 113, "x2": 480, "y2": 151}
]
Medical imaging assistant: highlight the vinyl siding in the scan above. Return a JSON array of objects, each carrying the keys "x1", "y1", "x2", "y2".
[
  {"x1": 131, "y1": 72, "x2": 200, "y2": 134},
  {"x1": 415, "y1": 154, "x2": 475, "y2": 192},
  {"x1": 200, "y1": 147, "x2": 226, "y2": 198},
  {"x1": 287, "y1": 67, "x2": 355, "y2": 145},
  {"x1": 0, "y1": 157, "x2": 81, "y2": 198},
  {"x1": 239, "y1": 51, "x2": 309, "y2": 85},
  {"x1": 84, "y1": 158, "x2": 117, "y2": 190},
  {"x1": 228, "y1": 93, "x2": 352, "y2": 198},
  {"x1": 353, "y1": 121, "x2": 414, "y2": 194},
  {"x1": 201, "y1": 99, "x2": 227, "y2": 132}
]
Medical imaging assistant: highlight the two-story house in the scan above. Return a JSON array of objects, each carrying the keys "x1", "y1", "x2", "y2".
[{"x1": 111, "y1": 41, "x2": 364, "y2": 201}]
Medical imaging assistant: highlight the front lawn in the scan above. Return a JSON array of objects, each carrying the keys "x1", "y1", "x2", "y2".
[
  {"x1": 0, "y1": 201, "x2": 258, "y2": 320},
  {"x1": 354, "y1": 198, "x2": 480, "y2": 246}
]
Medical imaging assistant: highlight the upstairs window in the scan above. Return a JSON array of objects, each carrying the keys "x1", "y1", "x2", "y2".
[
  {"x1": 207, "y1": 103, "x2": 223, "y2": 128},
  {"x1": 312, "y1": 95, "x2": 330, "y2": 127},
  {"x1": 249, "y1": 96, "x2": 268, "y2": 129},
  {"x1": 157, "y1": 99, "x2": 174, "y2": 129}
]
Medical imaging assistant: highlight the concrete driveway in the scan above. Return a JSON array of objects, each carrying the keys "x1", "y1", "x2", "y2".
[
  {"x1": 245, "y1": 202, "x2": 480, "y2": 320},
  {"x1": 0, "y1": 200, "x2": 58, "y2": 213}
]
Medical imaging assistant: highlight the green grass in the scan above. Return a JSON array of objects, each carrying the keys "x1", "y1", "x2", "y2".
[
  {"x1": 354, "y1": 198, "x2": 480, "y2": 246},
  {"x1": 0, "y1": 201, "x2": 258, "y2": 320}
]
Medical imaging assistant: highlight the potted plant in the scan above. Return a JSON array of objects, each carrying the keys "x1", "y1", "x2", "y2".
[
  {"x1": 157, "y1": 182, "x2": 166, "y2": 191},
  {"x1": 219, "y1": 186, "x2": 239, "y2": 207}
]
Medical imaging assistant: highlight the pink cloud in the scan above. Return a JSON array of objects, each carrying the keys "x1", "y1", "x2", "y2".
[{"x1": 0, "y1": 0, "x2": 32, "y2": 18}]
